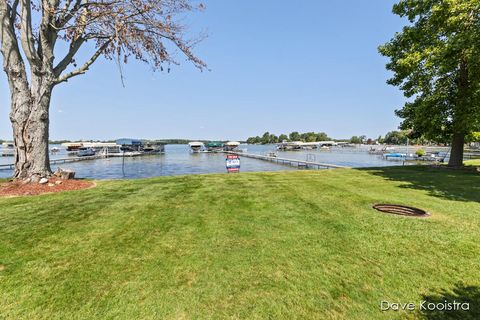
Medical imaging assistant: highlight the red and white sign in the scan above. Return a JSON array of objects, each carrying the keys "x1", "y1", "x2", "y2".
[{"x1": 226, "y1": 154, "x2": 240, "y2": 172}]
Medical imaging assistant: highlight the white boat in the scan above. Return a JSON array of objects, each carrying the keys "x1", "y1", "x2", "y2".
[
  {"x1": 142, "y1": 143, "x2": 165, "y2": 154},
  {"x1": 318, "y1": 141, "x2": 337, "y2": 147},
  {"x1": 205, "y1": 142, "x2": 224, "y2": 152},
  {"x1": 224, "y1": 141, "x2": 241, "y2": 151},
  {"x1": 85, "y1": 142, "x2": 130, "y2": 155},
  {"x1": 62, "y1": 142, "x2": 123, "y2": 156},
  {"x1": 188, "y1": 141, "x2": 204, "y2": 153},
  {"x1": 1, "y1": 142, "x2": 14, "y2": 157},
  {"x1": 83, "y1": 142, "x2": 120, "y2": 152},
  {"x1": 77, "y1": 147, "x2": 96, "y2": 157},
  {"x1": 277, "y1": 141, "x2": 304, "y2": 151}
]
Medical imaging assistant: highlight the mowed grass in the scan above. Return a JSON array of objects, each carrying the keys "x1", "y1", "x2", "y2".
[
  {"x1": 465, "y1": 159, "x2": 480, "y2": 166},
  {"x1": 0, "y1": 167, "x2": 479, "y2": 319}
]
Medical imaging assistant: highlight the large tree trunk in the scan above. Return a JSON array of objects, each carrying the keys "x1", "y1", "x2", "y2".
[
  {"x1": 448, "y1": 132, "x2": 465, "y2": 167},
  {"x1": 1, "y1": 2, "x2": 51, "y2": 181},
  {"x1": 10, "y1": 88, "x2": 53, "y2": 181}
]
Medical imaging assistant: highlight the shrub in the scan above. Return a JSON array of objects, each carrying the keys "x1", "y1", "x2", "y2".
[{"x1": 416, "y1": 149, "x2": 426, "y2": 157}]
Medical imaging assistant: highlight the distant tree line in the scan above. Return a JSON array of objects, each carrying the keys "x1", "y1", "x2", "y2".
[
  {"x1": 351, "y1": 130, "x2": 452, "y2": 146},
  {"x1": 346, "y1": 131, "x2": 428, "y2": 145},
  {"x1": 246, "y1": 132, "x2": 331, "y2": 144},
  {"x1": 348, "y1": 136, "x2": 367, "y2": 144},
  {"x1": 245, "y1": 130, "x2": 465, "y2": 146}
]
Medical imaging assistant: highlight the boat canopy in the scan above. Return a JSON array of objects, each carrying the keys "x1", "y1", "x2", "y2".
[
  {"x1": 61, "y1": 142, "x2": 83, "y2": 147},
  {"x1": 83, "y1": 142, "x2": 119, "y2": 148},
  {"x1": 318, "y1": 141, "x2": 337, "y2": 146},
  {"x1": 189, "y1": 141, "x2": 204, "y2": 147},
  {"x1": 225, "y1": 141, "x2": 240, "y2": 146},
  {"x1": 280, "y1": 141, "x2": 304, "y2": 146},
  {"x1": 205, "y1": 142, "x2": 224, "y2": 147},
  {"x1": 116, "y1": 139, "x2": 143, "y2": 146}
]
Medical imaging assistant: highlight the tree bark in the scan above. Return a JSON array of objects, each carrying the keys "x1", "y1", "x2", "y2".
[
  {"x1": 2, "y1": 2, "x2": 54, "y2": 181},
  {"x1": 448, "y1": 132, "x2": 465, "y2": 167},
  {"x1": 2, "y1": 56, "x2": 53, "y2": 183},
  {"x1": 10, "y1": 86, "x2": 53, "y2": 181},
  {"x1": 447, "y1": 59, "x2": 469, "y2": 168},
  {"x1": 5, "y1": 75, "x2": 54, "y2": 182}
]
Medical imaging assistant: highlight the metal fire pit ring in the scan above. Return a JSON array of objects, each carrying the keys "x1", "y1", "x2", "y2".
[{"x1": 372, "y1": 204, "x2": 430, "y2": 218}]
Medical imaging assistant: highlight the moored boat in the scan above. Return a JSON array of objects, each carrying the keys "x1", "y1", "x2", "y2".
[
  {"x1": 117, "y1": 138, "x2": 144, "y2": 152},
  {"x1": 188, "y1": 141, "x2": 205, "y2": 153},
  {"x1": 62, "y1": 142, "x2": 83, "y2": 155},
  {"x1": 369, "y1": 146, "x2": 395, "y2": 155},
  {"x1": 384, "y1": 153, "x2": 407, "y2": 158},
  {"x1": 116, "y1": 139, "x2": 165, "y2": 155},
  {"x1": 1, "y1": 142, "x2": 14, "y2": 157},
  {"x1": 142, "y1": 143, "x2": 165, "y2": 154},
  {"x1": 77, "y1": 147, "x2": 96, "y2": 157},
  {"x1": 205, "y1": 141, "x2": 224, "y2": 152},
  {"x1": 224, "y1": 141, "x2": 240, "y2": 151},
  {"x1": 277, "y1": 141, "x2": 304, "y2": 151},
  {"x1": 83, "y1": 142, "x2": 121, "y2": 154}
]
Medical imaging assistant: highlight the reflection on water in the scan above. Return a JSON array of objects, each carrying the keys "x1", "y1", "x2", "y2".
[{"x1": 0, "y1": 144, "x2": 408, "y2": 179}]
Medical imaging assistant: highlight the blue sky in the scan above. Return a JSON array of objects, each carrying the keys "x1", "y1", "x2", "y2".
[{"x1": 0, "y1": 0, "x2": 406, "y2": 141}]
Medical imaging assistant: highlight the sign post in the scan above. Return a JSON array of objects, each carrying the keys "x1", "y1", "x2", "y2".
[{"x1": 226, "y1": 154, "x2": 240, "y2": 173}]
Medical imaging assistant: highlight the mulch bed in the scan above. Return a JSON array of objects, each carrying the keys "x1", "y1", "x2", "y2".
[{"x1": 0, "y1": 178, "x2": 95, "y2": 197}]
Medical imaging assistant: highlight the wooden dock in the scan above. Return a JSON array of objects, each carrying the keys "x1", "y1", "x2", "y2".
[
  {"x1": 0, "y1": 151, "x2": 350, "y2": 171},
  {"x1": 225, "y1": 151, "x2": 349, "y2": 169},
  {"x1": 0, "y1": 155, "x2": 104, "y2": 171},
  {"x1": 0, "y1": 152, "x2": 150, "y2": 171}
]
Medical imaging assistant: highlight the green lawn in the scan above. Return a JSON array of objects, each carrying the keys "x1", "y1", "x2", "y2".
[
  {"x1": 1, "y1": 167, "x2": 479, "y2": 319},
  {"x1": 465, "y1": 159, "x2": 480, "y2": 166}
]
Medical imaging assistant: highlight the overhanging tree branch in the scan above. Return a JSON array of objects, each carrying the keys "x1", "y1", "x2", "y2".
[
  {"x1": 9, "y1": 0, "x2": 19, "y2": 24},
  {"x1": 53, "y1": 36, "x2": 85, "y2": 76},
  {"x1": 0, "y1": 1, "x2": 28, "y2": 80},
  {"x1": 54, "y1": 36, "x2": 114, "y2": 83},
  {"x1": 19, "y1": 0, "x2": 40, "y2": 65},
  {"x1": 57, "y1": 0, "x2": 82, "y2": 28}
]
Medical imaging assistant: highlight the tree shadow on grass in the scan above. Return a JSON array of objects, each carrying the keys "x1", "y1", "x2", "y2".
[
  {"x1": 360, "y1": 166, "x2": 480, "y2": 203},
  {"x1": 419, "y1": 284, "x2": 480, "y2": 320}
]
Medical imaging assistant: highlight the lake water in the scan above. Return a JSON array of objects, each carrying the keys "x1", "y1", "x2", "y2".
[{"x1": 0, "y1": 144, "x2": 417, "y2": 179}]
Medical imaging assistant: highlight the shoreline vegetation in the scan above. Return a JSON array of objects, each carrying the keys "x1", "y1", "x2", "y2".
[
  {"x1": 246, "y1": 130, "x2": 480, "y2": 146},
  {"x1": 1, "y1": 166, "x2": 479, "y2": 319},
  {"x1": 465, "y1": 159, "x2": 480, "y2": 166},
  {"x1": 2, "y1": 129, "x2": 479, "y2": 148}
]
